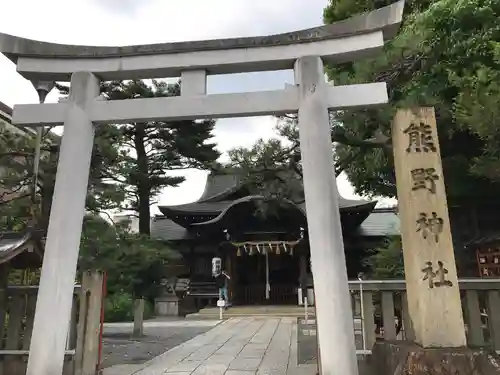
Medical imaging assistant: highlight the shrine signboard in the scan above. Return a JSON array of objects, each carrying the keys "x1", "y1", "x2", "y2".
[{"x1": 392, "y1": 108, "x2": 467, "y2": 347}]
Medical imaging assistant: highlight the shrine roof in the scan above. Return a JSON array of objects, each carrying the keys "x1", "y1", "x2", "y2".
[
  {"x1": 159, "y1": 172, "x2": 375, "y2": 216},
  {"x1": 355, "y1": 207, "x2": 399, "y2": 237},
  {"x1": 0, "y1": 231, "x2": 43, "y2": 268},
  {"x1": 197, "y1": 174, "x2": 243, "y2": 203},
  {"x1": 150, "y1": 206, "x2": 400, "y2": 241},
  {"x1": 159, "y1": 196, "x2": 374, "y2": 217},
  {"x1": 150, "y1": 217, "x2": 190, "y2": 241},
  {"x1": 0, "y1": 100, "x2": 12, "y2": 117},
  {"x1": 0, "y1": 1, "x2": 403, "y2": 62},
  {"x1": 464, "y1": 233, "x2": 500, "y2": 248}
]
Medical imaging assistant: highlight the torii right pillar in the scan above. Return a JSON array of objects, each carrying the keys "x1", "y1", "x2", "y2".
[
  {"x1": 393, "y1": 107, "x2": 466, "y2": 347},
  {"x1": 371, "y1": 107, "x2": 500, "y2": 375}
]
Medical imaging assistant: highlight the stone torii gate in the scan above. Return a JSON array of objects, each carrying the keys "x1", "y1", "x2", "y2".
[{"x1": 0, "y1": 2, "x2": 403, "y2": 375}]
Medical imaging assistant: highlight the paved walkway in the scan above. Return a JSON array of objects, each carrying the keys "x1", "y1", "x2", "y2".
[
  {"x1": 102, "y1": 320, "x2": 220, "y2": 369},
  {"x1": 105, "y1": 317, "x2": 316, "y2": 375}
]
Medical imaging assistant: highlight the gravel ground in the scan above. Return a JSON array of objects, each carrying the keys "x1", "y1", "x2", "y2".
[{"x1": 101, "y1": 320, "x2": 219, "y2": 369}]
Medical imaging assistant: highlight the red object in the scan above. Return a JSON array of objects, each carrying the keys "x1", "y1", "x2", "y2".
[{"x1": 97, "y1": 270, "x2": 107, "y2": 372}]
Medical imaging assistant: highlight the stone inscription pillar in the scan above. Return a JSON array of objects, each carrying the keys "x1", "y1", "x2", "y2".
[
  {"x1": 27, "y1": 72, "x2": 100, "y2": 375},
  {"x1": 295, "y1": 56, "x2": 359, "y2": 375},
  {"x1": 392, "y1": 107, "x2": 466, "y2": 347}
]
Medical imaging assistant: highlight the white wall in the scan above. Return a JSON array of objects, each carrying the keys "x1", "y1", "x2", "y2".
[{"x1": 113, "y1": 214, "x2": 139, "y2": 233}]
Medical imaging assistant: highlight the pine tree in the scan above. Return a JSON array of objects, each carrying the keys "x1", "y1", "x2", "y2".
[
  {"x1": 0, "y1": 121, "x2": 121, "y2": 232},
  {"x1": 98, "y1": 80, "x2": 220, "y2": 235}
]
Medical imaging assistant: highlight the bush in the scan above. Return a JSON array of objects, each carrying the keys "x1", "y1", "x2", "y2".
[
  {"x1": 104, "y1": 292, "x2": 155, "y2": 323},
  {"x1": 363, "y1": 236, "x2": 404, "y2": 279},
  {"x1": 104, "y1": 292, "x2": 134, "y2": 322}
]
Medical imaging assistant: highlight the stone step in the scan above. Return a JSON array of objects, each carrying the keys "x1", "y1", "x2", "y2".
[
  {"x1": 186, "y1": 306, "x2": 317, "y2": 320},
  {"x1": 185, "y1": 313, "x2": 315, "y2": 320},
  {"x1": 197, "y1": 306, "x2": 316, "y2": 314}
]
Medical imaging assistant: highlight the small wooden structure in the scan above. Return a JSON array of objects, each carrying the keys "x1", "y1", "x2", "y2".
[
  {"x1": 0, "y1": 230, "x2": 103, "y2": 375},
  {"x1": 464, "y1": 234, "x2": 500, "y2": 277},
  {"x1": 477, "y1": 247, "x2": 500, "y2": 277}
]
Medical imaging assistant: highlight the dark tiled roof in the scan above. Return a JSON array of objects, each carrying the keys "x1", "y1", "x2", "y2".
[
  {"x1": 160, "y1": 173, "x2": 376, "y2": 215},
  {"x1": 192, "y1": 196, "x2": 305, "y2": 227},
  {"x1": 160, "y1": 195, "x2": 375, "y2": 219},
  {"x1": 150, "y1": 217, "x2": 189, "y2": 241},
  {"x1": 464, "y1": 233, "x2": 500, "y2": 248},
  {"x1": 154, "y1": 173, "x2": 387, "y2": 240},
  {"x1": 0, "y1": 231, "x2": 43, "y2": 268},
  {"x1": 0, "y1": 100, "x2": 12, "y2": 117},
  {"x1": 198, "y1": 174, "x2": 242, "y2": 202},
  {"x1": 159, "y1": 201, "x2": 234, "y2": 215},
  {"x1": 151, "y1": 207, "x2": 400, "y2": 241},
  {"x1": 357, "y1": 208, "x2": 400, "y2": 236}
]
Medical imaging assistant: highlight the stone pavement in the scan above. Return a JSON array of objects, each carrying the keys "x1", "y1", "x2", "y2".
[
  {"x1": 102, "y1": 320, "x2": 220, "y2": 370},
  {"x1": 104, "y1": 317, "x2": 317, "y2": 375}
]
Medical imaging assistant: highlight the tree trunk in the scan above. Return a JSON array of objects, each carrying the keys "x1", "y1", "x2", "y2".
[{"x1": 134, "y1": 125, "x2": 151, "y2": 235}]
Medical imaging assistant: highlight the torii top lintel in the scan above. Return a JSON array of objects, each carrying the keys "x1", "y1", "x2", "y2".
[{"x1": 0, "y1": 1, "x2": 403, "y2": 81}]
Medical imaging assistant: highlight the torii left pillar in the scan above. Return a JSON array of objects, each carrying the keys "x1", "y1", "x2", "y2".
[{"x1": 26, "y1": 72, "x2": 100, "y2": 375}]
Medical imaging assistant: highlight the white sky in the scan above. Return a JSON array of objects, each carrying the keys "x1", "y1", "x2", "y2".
[{"x1": 0, "y1": 0, "x2": 395, "y2": 214}]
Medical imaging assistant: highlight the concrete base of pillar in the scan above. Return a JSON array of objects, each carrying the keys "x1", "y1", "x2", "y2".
[
  {"x1": 369, "y1": 341, "x2": 500, "y2": 375},
  {"x1": 155, "y1": 295, "x2": 179, "y2": 317}
]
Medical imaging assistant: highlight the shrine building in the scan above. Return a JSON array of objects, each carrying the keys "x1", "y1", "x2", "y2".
[{"x1": 150, "y1": 172, "x2": 399, "y2": 305}]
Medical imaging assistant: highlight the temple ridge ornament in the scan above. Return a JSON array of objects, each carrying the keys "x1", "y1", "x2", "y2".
[
  {"x1": 411, "y1": 167, "x2": 439, "y2": 194},
  {"x1": 416, "y1": 212, "x2": 444, "y2": 243},
  {"x1": 403, "y1": 121, "x2": 437, "y2": 153},
  {"x1": 422, "y1": 260, "x2": 453, "y2": 288}
]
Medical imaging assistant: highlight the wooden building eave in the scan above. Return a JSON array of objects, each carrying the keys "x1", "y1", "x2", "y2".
[{"x1": 0, "y1": 230, "x2": 43, "y2": 268}]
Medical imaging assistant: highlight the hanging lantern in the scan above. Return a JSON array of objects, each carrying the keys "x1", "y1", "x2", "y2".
[
  {"x1": 212, "y1": 257, "x2": 222, "y2": 277},
  {"x1": 237, "y1": 247, "x2": 241, "y2": 257}
]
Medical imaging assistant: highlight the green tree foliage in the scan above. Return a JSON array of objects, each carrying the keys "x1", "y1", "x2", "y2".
[
  {"x1": 104, "y1": 292, "x2": 154, "y2": 322},
  {"x1": 227, "y1": 120, "x2": 303, "y2": 201},
  {"x1": 57, "y1": 80, "x2": 220, "y2": 235},
  {"x1": 230, "y1": 0, "x2": 500, "y2": 202},
  {"x1": 0, "y1": 123, "x2": 121, "y2": 232},
  {"x1": 363, "y1": 236, "x2": 405, "y2": 278},
  {"x1": 226, "y1": 114, "x2": 388, "y2": 205},
  {"x1": 323, "y1": 0, "x2": 500, "y2": 199},
  {"x1": 79, "y1": 215, "x2": 179, "y2": 301}
]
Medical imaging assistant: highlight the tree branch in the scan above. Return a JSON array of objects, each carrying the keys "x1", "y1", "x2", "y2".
[
  {"x1": 0, "y1": 151, "x2": 32, "y2": 159},
  {"x1": 0, "y1": 192, "x2": 30, "y2": 205},
  {"x1": 331, "y1": 127, "x2": 391, "y2": 150}
]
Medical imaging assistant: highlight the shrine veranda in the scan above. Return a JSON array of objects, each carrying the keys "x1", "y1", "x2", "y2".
[{"x1": 0, "y1": 3, "x2": 405, "y2": 375}]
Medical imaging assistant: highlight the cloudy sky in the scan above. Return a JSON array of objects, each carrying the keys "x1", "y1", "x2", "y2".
[{"x1": 0, "y1": 0, "x2": 394, "y2": 213}]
